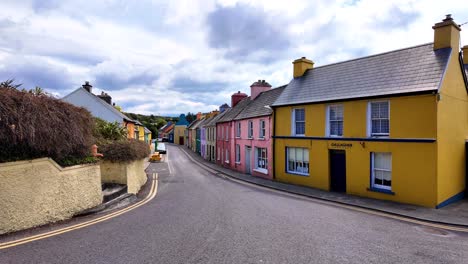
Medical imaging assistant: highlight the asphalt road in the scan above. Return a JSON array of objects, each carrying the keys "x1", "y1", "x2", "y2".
[{"x1": 1, "y1": 144, "x2": 468, "y2": 264}]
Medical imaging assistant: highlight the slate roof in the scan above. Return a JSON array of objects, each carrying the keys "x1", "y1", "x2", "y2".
[
  {"x1": 273, "y1": 43, "x2": 452, "y2": 106},
  {"x1": 217, "y1": 98, "x2": 252, "y2": 123},
  {"x1": 187, "y1": 119, "x2": 199, "y2": 129},
  {"x1": 204, "y1": 111, "x2": 227, "y2": 127},
  {"x1": 234, "y1": 86, "x2": 286, "y2": 120},
  {"x1": 192, "y1": 118, "x2": 206, "y2": 130}
]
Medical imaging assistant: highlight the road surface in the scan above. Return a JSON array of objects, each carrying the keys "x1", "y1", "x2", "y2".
[{"x1": 1, "y1": 144, "x2": 468, "y2": 263}]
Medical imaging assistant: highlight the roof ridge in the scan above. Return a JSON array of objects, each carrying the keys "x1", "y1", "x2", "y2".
[{"x1": 310, "y1": 42, "x2": 434, "y2": 71}]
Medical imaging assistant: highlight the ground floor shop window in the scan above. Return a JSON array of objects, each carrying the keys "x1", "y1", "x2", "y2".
[
  {"x1": 371, "y1": 152, "x2": 392, "y2": 190},
  {"x1": 286, "y1": 147, "x2": 309, "y2": 175}
]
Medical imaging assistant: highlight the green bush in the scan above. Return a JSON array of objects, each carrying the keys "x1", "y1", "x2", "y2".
[
  {"x1": 99, "y1": 139, "x2": 150, "y2": 162},
  {"x1": 0, "y1": 81, "x2": 95, "y2": 166},
  {"x1": 94, "y1": 118, "x2": 127, "y2": 143}
]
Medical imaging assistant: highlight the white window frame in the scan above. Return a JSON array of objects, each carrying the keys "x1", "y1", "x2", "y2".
[
  {"x1": 259, "y1": 119, "x2": 266, "y2": 139},
  {"x1": 248, "y1": 121, "x2": 253, "y2": 139},
  {"x1": 326, "y1": 104, "x2": 343, "y2": 137},
  {"x1": 292, "y1": 108, "x2": 305, "y2": 136},
  {"x1": 236, "y1": 122, "x2": 241, "y2": 138},
  {"x1": 225, "y1": 149, "x2": 229, "y2": 163},
  {"x1": 371, "y1": 152, "x2": 392, "y2": 190},
  {"x1": 367, "y1": 101, "x2": 390, "y2": 137},
  {"x1": 254, "y1": 147, "x2": 268, "y2": 174},
  {"x1": 286, "y1": 147, "x2": 309, "y2": 176},
  {"x1": 235, "y1": 144, "x2": 241, "y2": 163}
]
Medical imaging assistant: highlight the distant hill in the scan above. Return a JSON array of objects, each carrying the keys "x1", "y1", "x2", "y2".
[{"x1": 123, "y1": 113, "x2": 177, "y2": 137}]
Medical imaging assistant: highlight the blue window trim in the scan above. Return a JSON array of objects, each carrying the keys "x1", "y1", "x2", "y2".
[
  {"x1": 367, "y1": 187, "x2": 395, "y2": 195},
  {"x1": 436, "y1": 191, "x2": 465, "y2": 209}
]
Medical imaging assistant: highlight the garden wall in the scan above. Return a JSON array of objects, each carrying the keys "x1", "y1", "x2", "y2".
[
  {"x1": 0, "y1": 158, "x2": 102, "y2": 235},
  {"x1": 100, "y1": 159, "x2": 147, "y2": 194}
]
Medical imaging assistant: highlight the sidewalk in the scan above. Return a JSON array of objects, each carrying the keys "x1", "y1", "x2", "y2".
[{"x1": 179, "y1": 145, "x2": 468, "y2": 227}]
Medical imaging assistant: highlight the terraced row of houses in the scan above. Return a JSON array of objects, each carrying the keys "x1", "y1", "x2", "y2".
[{"x1": 176, "y1": 16, "x2": 468, "y2": 208}]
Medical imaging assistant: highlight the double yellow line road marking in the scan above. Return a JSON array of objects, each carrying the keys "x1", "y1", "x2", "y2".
[{"x1": 0, "y1": 173, "x2": 159, "y2": 250}]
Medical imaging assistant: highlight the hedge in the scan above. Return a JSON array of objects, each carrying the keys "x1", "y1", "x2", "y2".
[
  {"x1": 99, "y1": 139, "x2": 150, "y2": 162},
  {"x1": 0, "y1": 86, "x2": 95, "y2": 165}
]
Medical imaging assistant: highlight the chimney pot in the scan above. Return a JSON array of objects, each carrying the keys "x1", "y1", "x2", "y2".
[
  {"x1": 82, "y1": 81, "x2": 93, "y2": 93},
  {"x1": 444, "y1": 14, "x2": 453, "y2": 22}
]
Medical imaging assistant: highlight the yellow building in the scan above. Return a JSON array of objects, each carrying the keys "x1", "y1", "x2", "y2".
[
  {"x1": 272, "y1": 15, "x2": 468, "y2": 208},
  {"x1": 174, "y1": 114, "x2": 190, "y2": 145}
]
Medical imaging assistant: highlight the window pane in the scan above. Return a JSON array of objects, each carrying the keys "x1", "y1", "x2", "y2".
[
  {"x1": 288, "y1": 148, "x2": 295, "y2": 160},
  {"x1": 296, "y1": 122, "x2": 305, "y2": 135},
  {"x1": 304, "y1": 149, "x2": 309, "y2": 161},
  {"x1": 295, "y1": 109, "x2": 305, "y2": 121},
  {"x1": 380, "y1": 102, "x2": 389, "y2": 118}
]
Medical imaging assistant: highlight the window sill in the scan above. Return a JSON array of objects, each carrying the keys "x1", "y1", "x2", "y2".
[
  {"x1": 286, "y1": 171, "x2": 309, "y2": 177},
  {"x1": 253, "y1": 168, "x2": 268, "y2": 175},
  {"x1": 367, "y1": 187, "x2": 394, "y2": 195},
  {"x1": 225, "y1": 161, "x2": 230, "y2": 164},
  {"x1": 293, "y1": 134, "x2": 305, "y2": 137},
  {"x1": 257, "y1": 137, "x2": 265, "y2": 140},
  {"x1": 235, "y1": 161, "x2": 241, "y2": 164},
  {"x1": 369, "y1": 135, "x2": 389, "y2": 138},
  {"x1": 247, "y1": 137, "x2": 253, "y2": 140},
  {"x1": 235, "y1": 137, "x2": 241, "y2": 139}
]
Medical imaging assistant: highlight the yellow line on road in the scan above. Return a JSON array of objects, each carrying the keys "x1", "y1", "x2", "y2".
[
  {"x1": 0, "y1": 173, "x2": 159, "y2": 250},
  {"x1": 178, "y1": 146, "x2": 468, "y2": 233}
]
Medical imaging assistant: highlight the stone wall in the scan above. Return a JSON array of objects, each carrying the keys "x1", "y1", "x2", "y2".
[
  {"x1": 0, "y1": 158, "x2": 102, "y2": 235},
  {"x1": 100, "y1": 159, "x2": 147, "y2": 194}
]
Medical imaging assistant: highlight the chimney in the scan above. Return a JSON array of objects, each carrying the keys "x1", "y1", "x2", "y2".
[
  {"x1": 82, "y1": 81, "x2": 92, "y2": 93},
  {"x1": 250, "y1": 79, "x2": 272, "y2": 100},
  {"x1": 432, "y1": 14, "x2": 461, "y2": 51},
  {"x1": 293, "y1": 57, "x2": 314, "y2": 78},
  {"x1": 462, "y1": 45, "x2": 468, "y2": 65},
  {"x1": 97, "y1": 91, "x2": 112, "y2": 105},
  {"x1": 231, "y1": 91, "x2": 248, "y2": 107},
  {"x1": 196, "y1": 112, "x2": 202, "y2": 120}
]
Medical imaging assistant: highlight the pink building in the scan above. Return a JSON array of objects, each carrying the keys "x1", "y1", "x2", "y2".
[
  {"x1": 216, "y1": 80, "x2": 285, "y2": 179},
  {"x1": 216, "y1": 91, "x2": 249, "y2": 168},
  {"x1": 232, "y1": 81, "x2": 285, "y2": 179}
]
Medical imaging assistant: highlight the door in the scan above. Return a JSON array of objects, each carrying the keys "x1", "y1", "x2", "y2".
[
  {"x1": 330, "y1": 150, "x2": 346, "y2": 192},
  {"x1": 245, "y1": 147, "x2": 252, "y2": 174},
  {"x1": 179, "y1": 136, "x2": 184, "y2": 145}
]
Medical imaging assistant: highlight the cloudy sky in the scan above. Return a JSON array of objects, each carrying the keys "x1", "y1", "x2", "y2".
[{"x1": 0, "y1": 0, "x2": 467, "y2": 116}]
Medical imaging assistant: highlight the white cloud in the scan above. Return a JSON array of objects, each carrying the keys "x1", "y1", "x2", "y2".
[{"x1": 0, "y1": 0, "x2": 467, "y2": 116}]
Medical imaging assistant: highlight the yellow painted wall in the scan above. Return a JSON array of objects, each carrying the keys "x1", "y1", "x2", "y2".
[
  {"x1": 274, "y1": 94, "x2": 440, "y2": 207},
  {"x1": 138, "y1": 126, "x2": 145, "y2": 141},
  {"x1": 0, "y1": 158, "x2": 102, "y2": 234},
  {"x1": 174, "y1": 126, "x2": 186, "y2": 145},
  {"x1": 125, "y1": 122, "x2": 136, "y2": 139},
  {"x1": 436, "y1": 51, "x2": 468, "y2": 205},
  {"x1": 275, "y1": 95, "x2": 437, "y2": 138},
  {"x1": 100, "y1": 159, "x2": 147, "y2": 194}
]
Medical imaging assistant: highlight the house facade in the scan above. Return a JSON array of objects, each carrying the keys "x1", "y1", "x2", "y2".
[
  {"x1": 216, "y1": 92, "x2": 250, "y2": 168},
  {"x1": 231, "y1": 82, "x2": 285, "y2": 179},
  {"x1": 63, "y1": 82, "x2": 139, "y2": 139},
  {"x1": 272, "y1": 15, "x2": 468, "y2": 208},
  {"x1": 204, "y1": 109, "x2": 228, "y2": 162},
  {"x1": 174, "y1": 114, "x2": 189, "y2": 145}
]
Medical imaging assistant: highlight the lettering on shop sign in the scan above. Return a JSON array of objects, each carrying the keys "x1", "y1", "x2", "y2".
[{"x1": 330, "y1": 142, "x2": 352, "y2": 148}]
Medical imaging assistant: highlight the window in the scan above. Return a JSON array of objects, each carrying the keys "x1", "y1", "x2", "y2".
[
  {"x1": 371, "y1": 152, "x2": 392, "y2": 190},
  {"x1": 225, "y1": 149, "x2": 229, "y2": 163},
  {"x1": 259, "y1": 119, "x2": 266, "y2": 138},
  {"x1": 217, "y1": 147, "x2": 220, "y2": 160},
  {"x1": 225, "y1": 127, "x2": 229, "y2": 141},
  {"x1": 287, "y1": 147, "x2": 309, "y2": 175},
  {"x1": 255, "y1": 148, "x2": 268, "y2": 171},
  {"x1": 369, "y1": 101, "x2": 389, "y2": 137},
  {"x1": 235, "y1": 144, "x2": 241, "y2": 163},
  {"x1": 293, "y1": 109, "x2": 305, "y2": 136},
  {"x1": 248, "y1": 121, "x2": 253, "y2": 139},
  {"x1": 328, "y1": 105, "x2": 343, "y2": 136},
  {"x1": 236, "y1": 122, "x2": 241, "y2": 138}
]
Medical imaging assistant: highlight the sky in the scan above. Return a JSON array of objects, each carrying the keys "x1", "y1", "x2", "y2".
[{"x1": 0, "y1": 0, "x2": 467, "y2": 116}]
